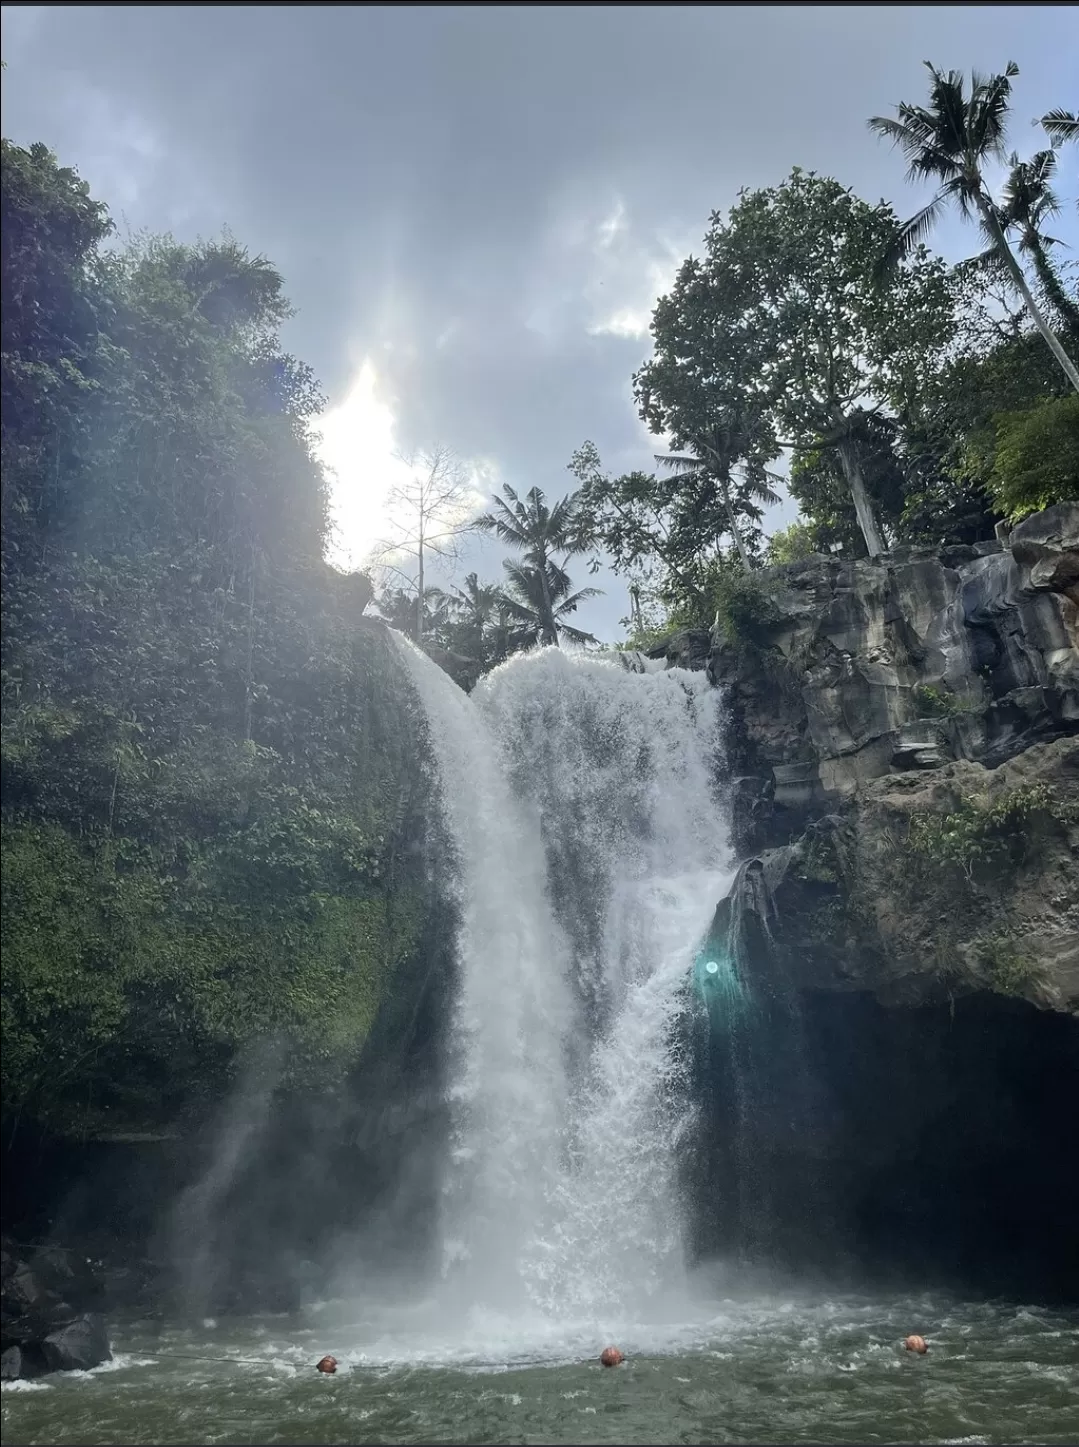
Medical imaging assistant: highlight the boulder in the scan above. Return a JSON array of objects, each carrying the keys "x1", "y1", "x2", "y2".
[
  {"x1": 41, "y1": 1314, "x2": 111, "y2": 1373},
  {"x1": 0, "y1": 1240, "x2": 112, "y2": 1379}
]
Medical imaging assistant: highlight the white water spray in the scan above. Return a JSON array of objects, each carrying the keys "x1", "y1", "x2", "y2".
[{"x1": 393, "y1": 638, "x2": 731, "y2": 1326}]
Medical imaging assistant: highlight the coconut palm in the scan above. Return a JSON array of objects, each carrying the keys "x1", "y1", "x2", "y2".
[
  {"x1": 477, "y1": 483, "x2": 591, "y2": 645},
  {"x1": 438, "y1": 571, "x2": 515, "y2": 666},
  {"x1": 1040, "y1": 109, "x2": 1078, "y2": 147},
  {"x1": 869, "y1": 61, "x2": 1079, "y2": 392},
  {"x1": 995, "y1": 151, "x2": 1079, "y2": 335},
  {"x1": 654, "y1": 421, "x2": 783, "y2": 570},
  {"x1": 497, "y1": 559, "x2": 600, "y2": 649}
]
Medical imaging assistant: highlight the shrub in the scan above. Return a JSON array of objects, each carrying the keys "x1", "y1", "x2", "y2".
[
  {"x1": 911, "y1": 683, "x2": 961, "y2": 718},
  {"x1": 766, "y1": 522, "x2": 818, "y2": 565},
  {"x1": 906, "y1": 783, "x2": 1071, "y2": 883},
  {"x1": 989, "y1": 394, "x2": 1079, "y2": 521}
]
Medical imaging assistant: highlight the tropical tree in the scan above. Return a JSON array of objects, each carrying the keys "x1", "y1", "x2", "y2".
[
  {"x1": 633, "y1": 246, "x2": 781, "y2": 566},
  {"x1": 1, "y1": 139, "x2": 112, "y2": 562},
  {"x1": 722, "y1": 172, "x2": 955, "y2": 557},
  {"x1": 653, "y1": 435, "x2": 782, "y2": 571},
  {"x1": 569, "y1": 441, "x2": 733, "y2": 621},
  {"x1": 374, "y1": 583, "x2": 452, "y2": 642},
  {"x1": 1040, "y1": 109, "x2": 1078, "y2": 147},
  {"x1": 996, "y1": 151, "x2": 1079, "y2": 337},
  {"x1": 497, "y1": 559, "x2": 600, "y2": 648},
  {"x1": 477, "y1": 483, "x2": 591, "y2": 646},
  {"x1": 436, "y1": 571, "x2": 519, "y2": 668},
  {"x1": 868, "y1": 61, "x2": 1079, "y2": 393}
]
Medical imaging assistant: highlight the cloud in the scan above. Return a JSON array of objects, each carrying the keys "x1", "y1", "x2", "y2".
[{"x1": 2, "y1": 3, "x2": 1075, "y2": 639}]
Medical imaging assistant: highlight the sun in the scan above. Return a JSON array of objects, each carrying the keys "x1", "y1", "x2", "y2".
[{"x1": 316, "y1": 359, "x2": 414, "y2": 571}]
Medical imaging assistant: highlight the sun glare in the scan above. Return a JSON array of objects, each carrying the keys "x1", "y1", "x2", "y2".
[{"x1": 317, "y1": 359, "x2": 415, "y2": 571}]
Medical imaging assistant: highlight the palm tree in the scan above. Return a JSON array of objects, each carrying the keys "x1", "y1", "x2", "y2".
[
  {"x1": 438, "y1": 571, "x2": 514, "y2": 666},
  {"x1": 376, "y1": 584, "x2": 451, "y2": 642},
  {"x1": 654, "y1": 421, "x2": 783, "y2": 570},
  {"x1": 869, "y1": 61, "x2": 1079, "y2": 393},
  {"x1": 1040, "y1": 109, "x2": 1078, "y2": 147},
  {"x1": 497, "y1": 559, "x2": 600, "y2": 648},
  {"x1": 477, "y1": 483, "x2": 592, "y2": 646},
  {"x1": 996, "y1": 151, "x2": 1079, "y2": 335}
]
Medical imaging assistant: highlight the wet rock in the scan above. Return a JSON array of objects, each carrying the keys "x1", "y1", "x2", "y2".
[
  {"x1": 719, "y1": 737, "x2": 1079, "y2": 1014},
  {"x1": 421, "y1": 643, "x2": 483, "y2": 693},
  {"x1": 1009, "y1": 502, "x2": 1079, "y2": 603},
  {"x1": 707, "y1": 505, "x2": 1079, "y2": 855},
  {"x1": 646, "y1": 627, "x2": 712, "y2": 671},
  {"x1": 1, "y1": 1345, "x2": 23, "y2": 1381},
  {"x1": 42, "y1": 1314, "x2": 111, "y2": 1373},
  {"x1": 0, "y1": 1240, "x2": 112, "y2": 1379}
]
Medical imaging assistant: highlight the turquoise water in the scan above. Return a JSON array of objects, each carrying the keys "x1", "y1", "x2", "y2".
[{"x1": 4, "y1": 1290, "x2": 1077, "y2": 1445}]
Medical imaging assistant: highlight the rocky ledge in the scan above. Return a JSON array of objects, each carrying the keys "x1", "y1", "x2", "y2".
[
  {"x1": 652, "y1": 502, "x2": 1079, "y2": 1016},
  {"x1": 1, "y1": 1239, "x2": 111, "y2": 1380}
]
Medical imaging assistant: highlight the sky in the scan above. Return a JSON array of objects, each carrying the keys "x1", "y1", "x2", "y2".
[{"x1": 1, "y1": 4, "x2": 1075, "y2": 642}]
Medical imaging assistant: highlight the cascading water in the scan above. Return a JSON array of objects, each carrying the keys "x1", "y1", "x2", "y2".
[
  {"x1": 392, "y1": 637, "x2": 577, "y2": 1313},
  {"x1": 393, "y1": 637, "x2": 731, "y2": 1329}
]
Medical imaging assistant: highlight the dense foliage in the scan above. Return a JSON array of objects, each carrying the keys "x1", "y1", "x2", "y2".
[
  {"x1": 1, "y1": 140, "x2": 429, "y2": 1140},
  {"x1": 570, "y1": 64, "x2": 1077, "y2": 636}
]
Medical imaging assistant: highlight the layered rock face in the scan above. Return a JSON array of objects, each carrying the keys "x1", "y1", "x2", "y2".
[
  {"x1": 652, "y1": 502, "x2": 1079, "y2": 1016},
  {"x1": 673, "y1": 505, "x2": 1078, "y2": 1293},
  {"x1": 702, "y1": 502, "x2": 1077, "y2": 849}
]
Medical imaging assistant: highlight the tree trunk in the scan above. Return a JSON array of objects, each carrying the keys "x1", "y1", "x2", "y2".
[
  {"x1": 537, "y1": 550, "x2": 558, "y2": 647},
  {"x1": 978, "y1": 194, "x2": 1079, "y2": 393},
  {"x1": 719, "y1": 475, "x2": 754, "y2": 570},
  {"x1": 1026, "y1": 231, "x2": 1079, "y2": 342},
  {"x1": 416, "y1": 534, "x2": 424, "y2": 644},
  {"x1": 835, "y1": 435, "x2": 885, "y2": 560}
]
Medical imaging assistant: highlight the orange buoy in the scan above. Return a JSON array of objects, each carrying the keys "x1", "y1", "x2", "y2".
[
  {"x1": 903, "y1": 1335, "x2": 928, "y2": 1355},
  {"x1": 600, "y1": 1346, "x2": 624, "y2": 1367},
  {"x1": 316, "y1": 1355, "x2": 338, "y2": 1374}
]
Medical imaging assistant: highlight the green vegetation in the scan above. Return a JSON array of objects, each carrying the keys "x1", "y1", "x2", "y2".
[
  {"x1": 1, "y1": 139, "x2": 431, "y2": 1140},
  {"x1": 564, "y1": 62, "x2": 1076, "y2": 642},
  {"x1": 905, "y1": 782, "x2": 1072, "y2": 883},
  {"x1": 378, "y1": 479, "x2": 600, "y2": 669},
  {"x1": 876, "y1": 781, "x2": 1076, "y2": 1000},
  {"x1": 475, "y1": 483, "x2": 599, "y2": 648},
  {"x1": 989, "y1": 393, "x2": 1079, "y2": 519},
  {"x1": 869, "y1": 62, "x2": 1079, "y2": 391},
  {"x1": 766, "y1": 524, "x2": 819, "y2": 566},
  {"x1": 911, "y1": 684, "x2": 962, "y2": 719},
  {"x1": 689, "y1": 564, "x2": 784, "y2": 651},
  {"x1": 972, "y1": 930, "x2": 1045, "y2": 998}
]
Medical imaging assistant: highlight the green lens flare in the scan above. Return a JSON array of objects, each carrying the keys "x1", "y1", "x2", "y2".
[{"x1": 692, "y1": 947, "x2": 748, "y2": 1023}]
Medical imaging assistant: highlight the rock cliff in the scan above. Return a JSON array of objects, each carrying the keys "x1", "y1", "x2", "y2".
[{"x1": 654, "y1": 502, "x2": 1079, "y2": 1015}]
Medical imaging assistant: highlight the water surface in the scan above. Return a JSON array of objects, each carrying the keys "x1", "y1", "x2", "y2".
[{"x1": 4, "y1": 1291, "x2": 1076, "y2": 1445}]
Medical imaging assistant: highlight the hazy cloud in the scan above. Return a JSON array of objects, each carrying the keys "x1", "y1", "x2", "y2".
[{"x1": 2, "y1": 4, "x2": 1074, "y2": 637}]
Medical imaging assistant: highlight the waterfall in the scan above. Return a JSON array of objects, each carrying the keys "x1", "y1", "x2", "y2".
[{"x1": 392, "y1": 637, "x2": 731, "y2": 1325}]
